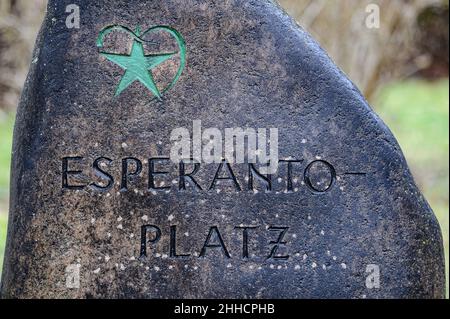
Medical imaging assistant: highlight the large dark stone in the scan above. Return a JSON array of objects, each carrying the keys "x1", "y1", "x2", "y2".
[{"x1": 1, "y1": 0, "x2": 445, "y2": 298}]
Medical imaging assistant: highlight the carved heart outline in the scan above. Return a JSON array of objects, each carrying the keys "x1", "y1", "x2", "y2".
[{"x1": 97, "y1": 25, "x2": 186, "y2": 98}]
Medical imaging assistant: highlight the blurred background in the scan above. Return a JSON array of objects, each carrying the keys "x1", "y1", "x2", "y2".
[{"x1": 0, "y1": 0, "x2": 448, "y2": 295}]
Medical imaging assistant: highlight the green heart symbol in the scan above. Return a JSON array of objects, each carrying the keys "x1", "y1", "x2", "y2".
[{"x1": 97, "y1": 25, "x2": 186, "y2": 100}]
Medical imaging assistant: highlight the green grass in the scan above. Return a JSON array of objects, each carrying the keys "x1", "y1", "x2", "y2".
[
  {"x1": 0, "y1": 111, "x2": 14, "y2": 203},
  {"x1": 0, "y1": 79, "x2": 448, "y2": 294},
  {"x1": 0, "y1": 110, "x2": 14, "y2": 273},
  {"x1": 375, "y1": 78, "x2": 449, "y2": 297},
  {"x1": 0, "y1": 213, "x2": 6, "y2": 274}
]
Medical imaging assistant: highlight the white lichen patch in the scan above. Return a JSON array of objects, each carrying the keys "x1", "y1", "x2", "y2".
[
  {"x1": 168, "y1": 214, "x2": 175, "y2": 222},
  {"x1": 341, "y1": 263, "x2": 347, "y2": 269},
  {"x1": 93, "y1": 268, "x2": 101, "y2": 274}
]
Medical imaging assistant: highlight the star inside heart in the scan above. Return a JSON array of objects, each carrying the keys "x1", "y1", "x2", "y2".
[{"x1": 98, "y1": 25, "x2": 186, "y2": 100}]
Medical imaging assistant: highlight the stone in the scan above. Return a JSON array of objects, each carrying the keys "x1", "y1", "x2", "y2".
[{"x1": 0, "y1": 0, "x2": 445, "y2": 299}]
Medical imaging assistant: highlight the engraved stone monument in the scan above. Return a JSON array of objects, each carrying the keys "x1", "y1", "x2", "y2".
[{"x1": 1, "y1": 0, "x2": 445, "y2": 298}]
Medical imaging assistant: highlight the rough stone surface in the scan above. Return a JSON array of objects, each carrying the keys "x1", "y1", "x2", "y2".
[{"x1": 1, "y1": 0, "x2": 445, "y2": 299}]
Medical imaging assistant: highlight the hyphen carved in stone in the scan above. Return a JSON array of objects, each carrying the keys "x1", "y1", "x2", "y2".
[{"x1": 1, "y1": 0, "x2": 445, "y2": 299}]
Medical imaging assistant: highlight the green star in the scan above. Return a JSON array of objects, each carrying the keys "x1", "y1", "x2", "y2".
[{"x1": 101, "y1": 27, "x2": 176, "y2": 99}]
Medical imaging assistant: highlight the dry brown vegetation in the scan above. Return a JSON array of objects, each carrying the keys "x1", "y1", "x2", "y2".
[
  {"x1": 0, "y1": 0, "x2": 47, "y2": 111},
  {"x1": 279, "y1": 0, "x2": 445, "y2": 100}
]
